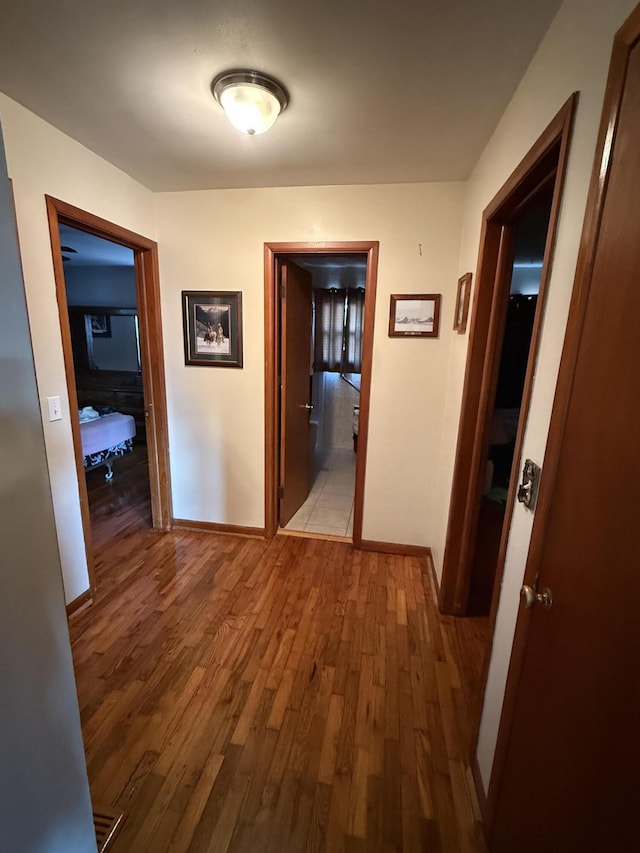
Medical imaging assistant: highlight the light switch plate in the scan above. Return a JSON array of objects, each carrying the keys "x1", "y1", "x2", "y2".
[{"x1": 47, "y1": 396, "x2": 62, "y2": 422}]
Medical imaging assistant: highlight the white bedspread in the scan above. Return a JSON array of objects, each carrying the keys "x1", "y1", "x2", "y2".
[{"x1": 80, "y1": 412, "x2": 136, "y2": 457}]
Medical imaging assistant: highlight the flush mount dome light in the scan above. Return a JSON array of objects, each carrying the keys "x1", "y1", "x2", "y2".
[{"x1": 212, "y1": 70, "x2": 289, "y2": 135}]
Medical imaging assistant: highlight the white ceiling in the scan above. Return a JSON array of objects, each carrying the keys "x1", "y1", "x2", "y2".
[{"x1": 0, "y1": 0, "x2": 562, "y2": 192}]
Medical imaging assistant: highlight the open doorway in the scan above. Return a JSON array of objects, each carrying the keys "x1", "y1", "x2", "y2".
[
  {"x1": 468, "y1": 184, "x2": 553, "y2": 613},
  {"x1": 46, "y1": 197, "x2": 172, "y2": 606},
  {"x1": 438, "y1": 97, "x2": 577, "y2": 736},
  {"x1": 58, "y1": 223, "x2": 153, "y2": 551},
  {"x1": 264, "y1": 241, "x2": 379, "y2": 547},
  {"x1": 280, "y1": 253, "x2": 366, "y2": 538}
]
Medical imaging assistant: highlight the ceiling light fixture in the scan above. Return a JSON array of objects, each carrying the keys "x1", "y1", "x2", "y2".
[{"x1": 212, "y1": 70, "x2": 289, "y2": 136}]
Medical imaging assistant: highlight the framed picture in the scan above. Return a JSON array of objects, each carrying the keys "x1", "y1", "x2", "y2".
[
  {"x1": 454, "y1": 272, "x2": 472, "y2": 333},
  {"x1": 88, "y1": 314, "x2": 111, "y2": 338},
  {"x1": 182, "y1": 291, "x2": 243, "y2": 367},
  {"x1": 388, "y1": 293, "x2": 441, "y2": 338}
]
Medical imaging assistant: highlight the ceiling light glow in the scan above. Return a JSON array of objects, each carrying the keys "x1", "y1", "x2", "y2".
[{"x1": 212, "y1": 70, "x2": 288, "y2": 136}]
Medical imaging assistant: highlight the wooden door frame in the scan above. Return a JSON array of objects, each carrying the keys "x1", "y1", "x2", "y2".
[
  {"x1": 46, "y1": 196, "x2": 172, "y2": 599},
  {"x1": 483, "y1": 8, "x2": 640, "y2": 836},
  {"x1": 264, "y1": 241, "x2": 379, "y2": 545},
  {"x1": 439, "y1": 94, "x2": 577, "y2": 619}
]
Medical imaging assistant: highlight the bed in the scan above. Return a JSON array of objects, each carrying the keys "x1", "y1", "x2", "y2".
[{"x1": 79, "y1": 411, "x2": 136, "y2": 480}]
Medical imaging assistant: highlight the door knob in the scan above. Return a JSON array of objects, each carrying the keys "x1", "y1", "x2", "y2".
[
  {"x1": 301, "y1": 403, "x2": 314, "y2": 410},
  {"x1": 520, "y1": 583, "x2": 553, "y2": 610}
]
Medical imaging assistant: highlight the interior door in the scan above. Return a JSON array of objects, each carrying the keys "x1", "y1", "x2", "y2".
[
  {"x1": 490, "y1": 21, "x2": 640, "y2": 853},
  {"x1": 279, "y1": 259, "x2": 313, "y2": 526}
]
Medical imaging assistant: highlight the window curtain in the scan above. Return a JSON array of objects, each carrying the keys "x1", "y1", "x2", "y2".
[
  {"x1": 313, "y1": 287, "x2": 364, "y2": 373},
  {"x1": 344, "y1": 287, "x2": 365, "y2": 373}
]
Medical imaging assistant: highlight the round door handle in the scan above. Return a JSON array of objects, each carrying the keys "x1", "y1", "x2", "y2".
[{"x1": 520, "y1": 584, "x2": 553, "y2": 610}]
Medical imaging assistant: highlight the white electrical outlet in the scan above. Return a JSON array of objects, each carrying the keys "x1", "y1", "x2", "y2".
[{"x1": 47, "y1": 396, "x2": 62, "y2": 422}]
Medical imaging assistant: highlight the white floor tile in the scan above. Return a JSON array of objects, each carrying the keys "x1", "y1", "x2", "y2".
[
  {"x1": 346, "y1": 509, "x2": 354, "y2": 536},
  {"x1": 305, "y1": 523, "x2": 348, "y2": 536},
  {"x1": 284, "y1": 505, "x2": 313, "y2": 530},
  {"x1": 308, "y1": 506, "x2": 351, "y2": 530},
  {"x1": 315, "y1": 492, "x2": 354, "y2": 512},
  {"x1": 280, "y1": 446, "x2": 356, "y2": 537},
  {"x1": 321, "y1": 479, "x2": 355, "y2": 496}
]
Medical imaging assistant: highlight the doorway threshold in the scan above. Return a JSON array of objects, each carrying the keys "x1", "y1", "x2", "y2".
[{"x1": 277, "y1": 528, "x2": 352, "y2": 543}]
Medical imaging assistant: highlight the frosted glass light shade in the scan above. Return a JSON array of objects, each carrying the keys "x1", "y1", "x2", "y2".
[{"x1": 213, "y1": 71, "x2": 289, "y2": 136}]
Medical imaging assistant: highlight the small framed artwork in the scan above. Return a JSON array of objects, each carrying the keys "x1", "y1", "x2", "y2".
[
  {"x1": 182, "y1": 291, "x2": 243, "y2": 367},
  {"x1": 388, "y1": 293, "x2": 441, "y2": 338},
  {"x1": 454, "y1": 272, "x2": 472, "y2": 333},
  {"x1": 88, "y1": 314, "x2": 111, "y2": 338}
]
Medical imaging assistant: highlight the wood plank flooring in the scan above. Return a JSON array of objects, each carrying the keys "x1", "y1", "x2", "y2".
[{"x1": 71, "y1": 449, "x2": 488, "y2": 852}]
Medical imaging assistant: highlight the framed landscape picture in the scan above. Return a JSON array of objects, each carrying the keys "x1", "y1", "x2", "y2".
[
  {"x1": 454, "y1": 272, "x2": 472, "y2": 333},
  {"x1": 182, "y1": 291, "x2": 243, "y2": 367},
  {"x1": 388, "y1": 293, "x2": 441, "y2": 338}
]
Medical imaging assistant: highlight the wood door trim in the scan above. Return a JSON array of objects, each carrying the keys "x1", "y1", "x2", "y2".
[
  {"x1": 439, "y1": 94, "x2": 577, "y2": 617},
  {"x1": 46, "y1": 196, "x2": 172, "y2": 597},
  {"x1": 483, "y1": 8, "x2": 640, "y2": 834},
  {"x1": 264, "y1": 241, "x2": 379, "y2": 546}
]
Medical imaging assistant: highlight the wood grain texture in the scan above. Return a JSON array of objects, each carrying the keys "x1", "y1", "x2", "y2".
[{"x1": 71, "y1": 474, "x2": 488, "y2": 852}]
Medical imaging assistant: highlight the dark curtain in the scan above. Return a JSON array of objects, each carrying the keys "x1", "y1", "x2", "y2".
[
  {"x1": 344, "y1": 287, "x2": 365, "y2": 373},
  {"x1": 314, "y1": 288, "x2": 346, "y2": 372},
  {"x1": 313, "y1": 287, "x2": 365, "y2": 373}
]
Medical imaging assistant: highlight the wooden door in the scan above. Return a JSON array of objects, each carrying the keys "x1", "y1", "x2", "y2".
[
  {"x1": 279, "y1": 259, "x2": 313, "y2": 526},
  {"x1": 489, "y1": 15, "x2": 640, "y2": 852}
]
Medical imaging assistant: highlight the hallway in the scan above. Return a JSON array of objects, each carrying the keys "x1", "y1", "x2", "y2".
[{"x1": 70, "y1": 484, "x2": 487, "y2": 851}]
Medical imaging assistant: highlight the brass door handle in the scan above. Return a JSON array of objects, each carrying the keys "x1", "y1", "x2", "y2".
[
  {"x1": 300, "y1": 404, "x2": 314, "y2": 410},
  {"x1": 520, "y1": 584, "x2": 553, "y2": 610}
]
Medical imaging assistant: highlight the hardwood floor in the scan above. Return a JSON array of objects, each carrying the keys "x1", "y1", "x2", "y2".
[{"x1": 72, "y1": 455, "x2": 488, "y2": 852}]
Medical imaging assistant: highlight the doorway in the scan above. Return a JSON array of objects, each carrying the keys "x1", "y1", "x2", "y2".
[
  {"x1": 46, "y1": 197, "x2": 172, "y2": 603},
  {"x1": 467, "y1": 184, "x2": 553, "y2": 614},
  {"x1": 438, "y1": 97, "x2": 577, "y2": 734},
  {"x1": 283, "y1": 253, "x2": 366, "y2": 538},
  {"x1": 264, "y1": 241, "x2": 379, "y2": 547},
  {"x1": 58, "y1": 223, "x2": 153, "y2": 551}
]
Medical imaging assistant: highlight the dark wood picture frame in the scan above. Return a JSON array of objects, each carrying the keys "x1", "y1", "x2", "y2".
[
  {"x1": 454, "y1": 272, "x2": 472, "y2": 333},
  {"x1": 388, "y1": 293, "x2": 441, "y2": 338},
  {"x1": 182, "y1": 290, "x2": 243, "y2": 367}
]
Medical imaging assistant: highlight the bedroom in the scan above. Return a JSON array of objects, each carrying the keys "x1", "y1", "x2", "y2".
[{"x1": 59, "y1": 223, "x2": 154, "y2": 556}]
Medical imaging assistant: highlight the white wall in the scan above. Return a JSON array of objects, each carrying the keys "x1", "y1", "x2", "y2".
[
  {"x1": 0, "y1": 93, "x2": 157, "y2": 604},
  {"x1": 438, "y1": 0, "x2": 638, "y2": 791},
  {"x1": 155, "y1": 183, "x2": 464, "y2": 540}
]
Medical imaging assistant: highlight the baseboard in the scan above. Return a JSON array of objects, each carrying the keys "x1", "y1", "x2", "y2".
[
  {"x1": 358, "y1": 539, "x2": 432, "y2": 558},
  {"x1": 66, "y1": 588, "x2": 92, "y2": 617},
  {"x1": 172, "y1": 518, "x2": 267, "y2": 538},
  {"x1": 427, "y1": 551, "x2": 441, "y2": 597}
]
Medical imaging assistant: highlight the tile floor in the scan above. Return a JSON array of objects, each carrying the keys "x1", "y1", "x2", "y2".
[{"x1": 284, "y1": 446, "x2": 356, "y2": 537}]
